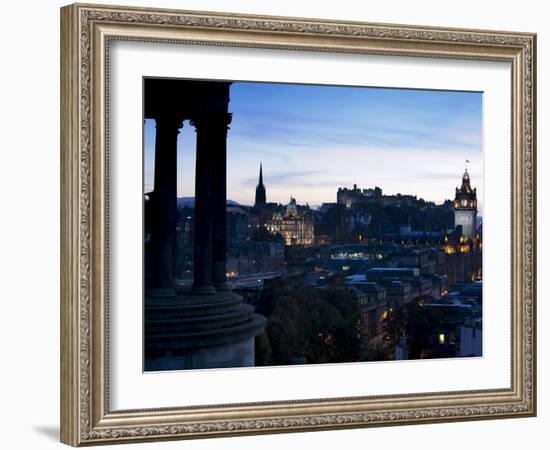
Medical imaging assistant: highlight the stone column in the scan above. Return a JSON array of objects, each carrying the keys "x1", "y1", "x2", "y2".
[
  {"x1": 149, "y1": 116, "x2": 182, "y2": 294},
  {"x1": 191, "y1": 113, "x2": 217, "y2": 295},
  {"x1": 211, "y1": 112, "x2": 232, "y2": 291}
]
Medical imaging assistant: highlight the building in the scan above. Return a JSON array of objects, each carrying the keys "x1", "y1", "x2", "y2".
[
  {"x1": 226, "y1": 206, "x2": 251, "y2": 246},
  {"x1": 345, "y1": 279, "x2": 388, "y2": 338},
  {"x1": 337, "y1": 184, "x2": 382, "y2": 207},
  {"x1": 424, "y1": 294, "x2": 482, "y2": 358},
  {"x1": 174, "y1": 206, "x2": 194, "y2": 279},
  {"x1": 453, "y1": 169, "x2": 478, "y2": 240},
  {"x1": 250, "y1": 164, "x2": 315, "y2": 246},
  {"x1": 385, "y1": 280, "x2": 414, "y2": 308},
  {"x1": 314, "y1": 203, "x2": 347, "y2": 245},
  {"x1": 442, "y1": 229, "x2": 482, "y2": 285},
  {"x1": 456, "y1": 323, "x2": 483, "y2": 357},
  {"x1": 337, "y1": 184, "x2": 416, "y2": 208},
  {"x1": 226, "y1": 240, "x2": 285, "y2": 276},
  {"x1": 267, "y1": 197, "x2": 315, "y2": 246},
  {"x1": 430, "y1": 274, "x2": 448, "y2": 297}
]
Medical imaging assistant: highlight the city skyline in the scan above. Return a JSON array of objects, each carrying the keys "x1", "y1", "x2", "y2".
[
  {"x1": 144, "y1": 81, "x2": 483, "y2": 212},
  {"x1": 143, "y1": 77, "x2": 483, "y2": 372}
]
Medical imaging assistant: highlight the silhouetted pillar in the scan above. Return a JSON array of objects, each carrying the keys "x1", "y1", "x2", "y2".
[
  {"x1": 149, "y1": 116, "x2": 182, "y2": 293},
  {"x1": 191, "y1": 114, "x2": 217, "y2": 294},
  {"x1": 211, "y1": 112, "x2": 232, "y2": 291}
]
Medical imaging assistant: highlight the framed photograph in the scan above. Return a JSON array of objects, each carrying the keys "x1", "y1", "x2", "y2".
[{"x1": 60, "y1": 3, "x2": 536, "y2": 446}]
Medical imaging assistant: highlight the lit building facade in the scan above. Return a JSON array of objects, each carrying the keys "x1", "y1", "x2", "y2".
[{"x1": 267, "y1": 197, "x2": 315, "y2": 246}]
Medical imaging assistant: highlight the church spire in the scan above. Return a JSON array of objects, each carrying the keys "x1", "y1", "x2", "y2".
[
  {"x1": 255, "y1": 162, "x2": 266, "y2": 207},
  {"x1": 259, "y1": 163, "x2": 264, "y2": 186}
]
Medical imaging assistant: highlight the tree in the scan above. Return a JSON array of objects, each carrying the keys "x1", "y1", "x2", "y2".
[
  {"x1": 382, "y1": 298, "x2": 446, "y2": 359},
  {"x1": 257, "y1": 278, "x2": 364, "y2": 365},
  {"x1": 318, "y1": 288, "x2": 362, "y2": 362},
  {"x1": 360, "y1": 336, "x2": 391, "y2": 361},
  {"x1": 255, "y1": 331, "x2": 272, "y2": 366}
]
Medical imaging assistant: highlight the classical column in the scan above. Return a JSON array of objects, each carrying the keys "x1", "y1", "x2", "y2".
[
  {"x1": 190, "y1": 113, "x2": 217, "y2": 295},
  {"x1": 211, "y1": 112, "x2": 232, "y2": 291},
  {"x1": 149, "y1": 116, "x2": 182, "y2": 294}
]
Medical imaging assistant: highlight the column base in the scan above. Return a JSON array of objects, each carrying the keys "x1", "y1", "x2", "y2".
[
  {"x1": 145, "y1": 288, "x2": 177, "y2": 298},
  {"x1": 144, "y1": 290, "x2": 266, "y2": 371},
  {"x1": 213, "y1": 282, "x2": 230, "y2": 291},
  {"x1": 191, "y1": 285, "x2": 217, "y2": 295}
]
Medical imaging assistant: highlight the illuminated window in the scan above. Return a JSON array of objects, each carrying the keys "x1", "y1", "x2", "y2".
[{"x1": 439, "y1": 333, "x2": 445, "y2": 345}]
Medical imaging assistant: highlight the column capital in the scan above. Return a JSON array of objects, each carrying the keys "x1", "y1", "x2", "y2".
[
  {"x1": 191, "y1": 111, "x2": 232, "y2": 132},
  {"x1": 154, "y1": 116, "x2": 183, "y2": 132}
]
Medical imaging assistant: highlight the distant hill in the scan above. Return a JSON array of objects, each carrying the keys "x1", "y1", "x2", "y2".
[
  {"x1": 176, "y1": 197, "x2": 195, "y2": 207},
  {"x1": 176, "y1": 197, "x2": 241, "y2": 208}
]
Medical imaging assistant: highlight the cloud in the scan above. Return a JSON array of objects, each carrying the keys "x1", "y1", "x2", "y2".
[
  {"x1": 226, "y1": 143, "x2": 483, "y2": 208},
  {"x1": 240, "y1": 169, "x2": 327, "y2": 186},
  {"x1": 230, "y1": 112, "x2": 481, "y2": 153}
]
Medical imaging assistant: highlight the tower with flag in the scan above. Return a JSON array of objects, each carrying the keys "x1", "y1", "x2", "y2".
[{"x1": 453, "y1": 165, "x2": 478, "y2": 240}]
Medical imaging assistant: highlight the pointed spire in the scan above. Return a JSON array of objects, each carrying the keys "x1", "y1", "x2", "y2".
[
  {"x1": 255, "y1": 162, "x2": 267, "y2": 207},
  {"x1": 259, "y1": 162, "x2": 264, "y2": 186}
]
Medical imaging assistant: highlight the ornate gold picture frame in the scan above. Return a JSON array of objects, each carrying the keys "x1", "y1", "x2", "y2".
[{"x1": 60, "y1": 3, "x2": 536, "y2": 446}]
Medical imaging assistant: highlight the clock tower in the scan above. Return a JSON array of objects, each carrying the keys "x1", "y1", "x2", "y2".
[{"x1": 453, "y1": 169, "x2": 477, "y2": 240}]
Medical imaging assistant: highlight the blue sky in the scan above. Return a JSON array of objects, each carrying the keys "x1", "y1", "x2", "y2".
[{"x1": 144, "y1": 81, "x2": 483, "y2": 212}]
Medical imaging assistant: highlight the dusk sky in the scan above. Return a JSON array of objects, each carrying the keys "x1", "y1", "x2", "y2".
[{"x1": 144, "y1": 81, "x2": 483, "y2": 214}]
